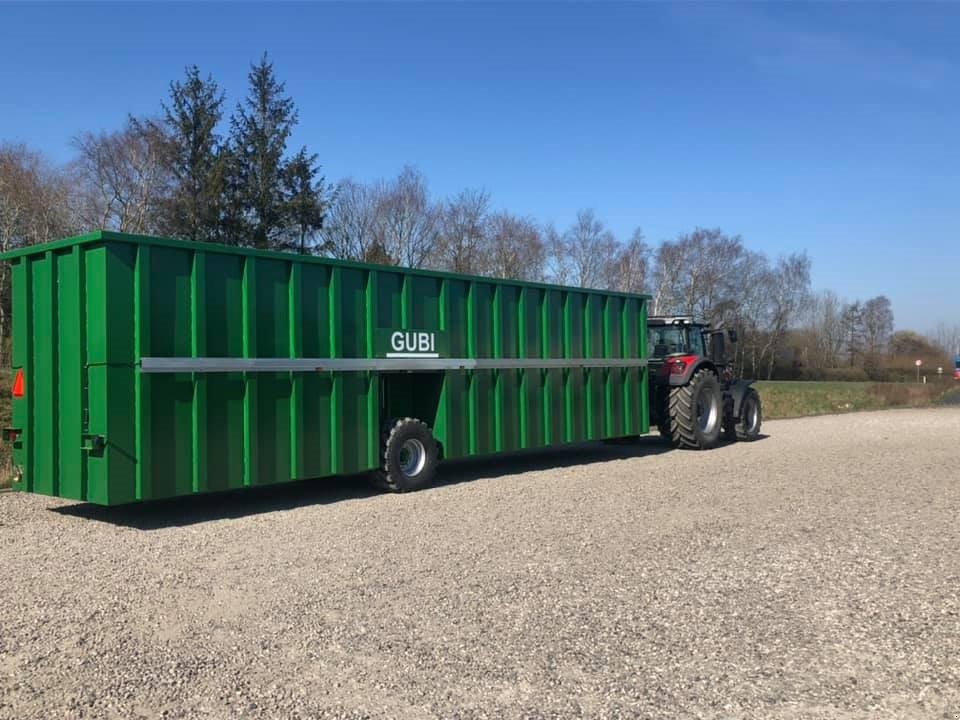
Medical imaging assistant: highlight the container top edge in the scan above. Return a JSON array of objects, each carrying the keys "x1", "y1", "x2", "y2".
[{"x1": 0, "y1": 230, "x2": 653, "y2": 301}]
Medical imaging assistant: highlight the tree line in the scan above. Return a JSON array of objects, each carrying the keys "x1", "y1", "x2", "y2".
[{"x1": 1, "y1": 55, "x2": 956, "y2": 378}]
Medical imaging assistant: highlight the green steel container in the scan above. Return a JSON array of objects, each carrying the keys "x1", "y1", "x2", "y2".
[{"x1": 2, "y1": 231, "x2": 649, "y2": 505}]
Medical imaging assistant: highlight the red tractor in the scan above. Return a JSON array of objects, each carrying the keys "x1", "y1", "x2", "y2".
[{"x1": 647, "y1": 316, "x2": 762, "y2": 449}]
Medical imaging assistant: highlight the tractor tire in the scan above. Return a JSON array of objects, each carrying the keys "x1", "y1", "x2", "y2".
[
  {"x1": 732, "y1": 388, "x2": 762, "y2": 441},
  {"x1": 374, "y1": 417, "x2": 439, "y2": 492},
  {"x1": 665, "y1": 369, "x2": 723, "y2": 450}
]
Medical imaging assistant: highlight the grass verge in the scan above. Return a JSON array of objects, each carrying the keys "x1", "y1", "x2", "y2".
[{"x1": 755, "y1": 381, "x2": 956, "y2": 420}]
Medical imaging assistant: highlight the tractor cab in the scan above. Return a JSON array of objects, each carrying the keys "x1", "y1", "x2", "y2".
[{"x1": 647, "y1": 316, "x2": 734, "y2": 379}]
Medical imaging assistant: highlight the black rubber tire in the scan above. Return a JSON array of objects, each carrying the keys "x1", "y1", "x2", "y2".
[
  {"x1": 665, "y1": 369, "x2": 723, "y2": 450},
  {"x1": 374, "y1": 417, "x2": 439, "y2": 492},
  {"x1": 734, "y1": 389, "x2": 762, "y2": 441}
]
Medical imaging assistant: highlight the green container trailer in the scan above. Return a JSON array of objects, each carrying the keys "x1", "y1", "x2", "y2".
[{"x1": 1, "y1": 231, "x2": 649, "y2": 505}]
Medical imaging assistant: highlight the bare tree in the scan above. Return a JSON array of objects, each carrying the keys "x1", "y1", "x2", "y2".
[
  {"x1": 543, "y1": 223, "x2": 571, "y2": 286},
  {"x1": 861, "y1": 295, "x2": 894, "y2": 357},
  {"x1": 0, "y1": 144, "x2": 76, "y2": 361},
  {"x1": 321, "y1": 178, "x2": 382, "y2": 262},
  {"x1": 434, "y1": 188, "x2": 490, "y2": 274},
  {"x1": 371, "y1": 165, "x2": 439, "y2": 268},
  {"x1": 931, "y1": 322, "x2": 960, "y2": 356},
  {"x1": 484, "y1": 211, "x2": 545, "y2": 281},
  {"x1": 607, "y1": 227, "x2": 650, "y2": 294},
  {"x1": 804, "y1": 290, "x2": 849, "y2": 369},
  {"x1": 557, "y1": 209, "x2": 618, "y2": 288},
  {"x1": 71, "y1": 118, "x2": 169, "y2": 233},
  {"x1": 650, "y1": 228, "x2": 750, "y2": 323},
  {"x1": 756, "y1": 253, "x2": 812, "y2": 379}
]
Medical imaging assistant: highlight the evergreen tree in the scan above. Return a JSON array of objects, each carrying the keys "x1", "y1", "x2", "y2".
[
  {"x1": 159, "y1": 65, "x2": 226, "y2": 242},
  {"x1": 228, "y1": 53, "x2": 297, "y2": 249},
  {"x1": 283, "y1": 147, "x2": 328, "y2": 254}
]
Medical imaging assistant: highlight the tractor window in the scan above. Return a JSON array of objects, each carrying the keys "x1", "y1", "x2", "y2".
[
  {"x1": 648, "y1": 325, "x2": 707, "y2": 357},
  {"x1": 649, "y1": 327, "x2": 690, "y2": 356},
  {"x1": 688, "y1": 331, "x2": 706, "y2": 357}
]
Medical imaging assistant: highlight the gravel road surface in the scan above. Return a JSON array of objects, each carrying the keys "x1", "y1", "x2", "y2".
[{"x1": 1, "y1": 407, "x2": 959, "y2": 720}]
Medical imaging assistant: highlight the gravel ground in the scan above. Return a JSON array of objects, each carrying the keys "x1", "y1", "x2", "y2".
[{"x1": 1, "y1": 407, "x2": 959, "y2": 720}]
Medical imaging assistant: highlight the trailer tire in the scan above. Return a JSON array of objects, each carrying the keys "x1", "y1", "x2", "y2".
[
  {"x1": 733, "y1": 388, "x2": 762, "y2": 441},
  {"x1": 666, "y1": 369, "x2": 722, "y2": 450},
  {"x1": 375, "y1": 417, "x2": 439, "y2": 492}
]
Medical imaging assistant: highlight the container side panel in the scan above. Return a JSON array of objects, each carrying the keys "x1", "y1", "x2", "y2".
[
  {"x1": 256, "y1": 374, "x2": 292, "y2": 485},
  {"x1": 472, "y1": 370, "x2": 496, "y2": 455},
  {"x1": 544, "y1": 291, "x2": 564, "y2": 444},
  {"x1": 499, "y1": 286, "x2": 520, "y2": 358},
  {"x1": 103, "y1": 364, "x2": 138, "y2": 504},
  {"x1": 300, "y1": 264, "x2": 331, "y2": 357},
  {"x1": 520, "y1": 288, "x2": 543, "y2": 450},
  {"x1": 10, "y1": 259, "x2": 30, "y2": 491},
  {"x1": 472, "y1": 283, "x2": 494, "y2": 357},
  {"x1": 446, "y1": 280, "x2": 468, "y2": 357},
  {"x1": 205, "y1": 254, "x2": 245, "y2": 356},
  {"x1": 255, "y1": 259, "x2": 292, "y2": 357},
  {"x1": 254, "y1": 259, "x2": 293, "y2": 485},
  {"x1": 410, "y1": 276, "x2": 442, "y2": 331},
  {"x1": 565, "y1": 368, "x2": 586, "y2": 443},
  {"x1": 134, "y1": 244, "x2": 152, "y2": 502},
  {"x1": 339, "y1": 372, "x2": 375, "y2": 472},
  {"x1": 56, "y1": 249, "x2": 85, "y2": 499},
  {"x1": 337, "y1": 269, "x2": 374, "y2": 472},
  {"x1": 438, "y1": 372, "x2": 469, "y2": 458},
  {"x1": 148, "y1": 247, "x2": 192, "y2": 357},
  {"x1": 376, "y1": 271, "x2": 403, "y2": 330},
  {"x1": 339, "y1": 268, "x2": 368, "y2": 359},
  {"x1": 104, "y1": 244, "x2": 139, "y2": 503},
  {"x1": 203, "y1": 253, "x2": 245, "y2": 492},
  {"x1": 204, "y1": 375, "x2": 246, "y2": 491},
  {"x1": 242, "y1": 256, "x2": 258, "y2": 486},
  {"x1": 498, "y1": 369, "x2": 521, "y2": 452},
  {"x1": 299, "y1": 264, "x2": 332, "y2": 478},
  {"x1": 301, "y1": 375, "x2": 334, "y2": 478},
  {"x1": 146, "y1": 247, "x2": 193, "y2": 499},
  {"x1": 545, "y1": 368, "x2": 565, "y2": 446},
  {"x1": 29, "y1": 254, "x2": 56, "y2": 496},
  {"x1": 639, "y1": 298, "x2": 650, "y2": 434},
  {"x1": 83, "y1": 246, "x2": 108, "y2": 504}
]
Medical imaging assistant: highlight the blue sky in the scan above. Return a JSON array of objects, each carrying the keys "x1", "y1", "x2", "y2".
[{"x1": 1, "y1": 2, "x2": 957, "y2": 330}]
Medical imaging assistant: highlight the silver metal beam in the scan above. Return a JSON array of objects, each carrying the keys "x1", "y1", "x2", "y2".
[{"x1": 140, "y1": 357, "x2": 648, "y2": 374}]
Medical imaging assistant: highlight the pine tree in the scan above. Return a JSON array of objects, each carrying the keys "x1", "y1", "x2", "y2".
[
  {"x1": 228, "y1": 53, "x2": 297, "y2": 249},
  {"x1": 283, "y1": 147, "x2": 328, "y2": 254},
  {"x1": 159, "y1": 65, "x2": 225, "y2": 242}
]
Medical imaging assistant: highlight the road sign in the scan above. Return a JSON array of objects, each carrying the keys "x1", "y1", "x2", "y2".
[{"x1": 915, "y1": 359, "x2": 923, "y2": 367}]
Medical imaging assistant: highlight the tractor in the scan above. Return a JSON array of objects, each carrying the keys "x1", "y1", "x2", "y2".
[{"x1": 647, "y1": 316, "x2": 762, "y2": 449}]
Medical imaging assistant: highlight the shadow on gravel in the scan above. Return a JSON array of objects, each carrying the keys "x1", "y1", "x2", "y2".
[{"x1": 51, "y1": 436, "x2": 673, "y2": 530}]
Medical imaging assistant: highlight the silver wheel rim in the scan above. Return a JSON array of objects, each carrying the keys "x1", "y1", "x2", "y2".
[
  {"x1": 399, "y1": 438, "x2": 426, "y2": 477},
  {"x1": 746, "y1": 400, "x2": 759, "y2": 434},
  {"x1": 697, "y1": 394, "x2": 719, "y2": 433}
]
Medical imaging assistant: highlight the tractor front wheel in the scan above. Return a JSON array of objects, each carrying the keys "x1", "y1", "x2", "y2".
[
  {"x1": 734, "y1": 388, "x2": 762, "y2": 441},
  {"x1": 665, "y1": 369, "x2": 723, "y2": 450}
]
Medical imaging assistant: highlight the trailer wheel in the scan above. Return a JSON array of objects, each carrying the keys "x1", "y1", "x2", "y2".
[
  {"x1": 666, "y1": 369, "x2": 722, "y2": 449},
  {"x1": 376, "y1": 417, "x2": 439, "y2": 492},
  {"x1": 733, "y1": 389, "x2": 762, "y2": 441}
]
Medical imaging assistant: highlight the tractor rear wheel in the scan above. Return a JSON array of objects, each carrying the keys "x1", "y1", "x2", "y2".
[{"x1": 665, "y1": 369, "x2": 723, "y2": 449}]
